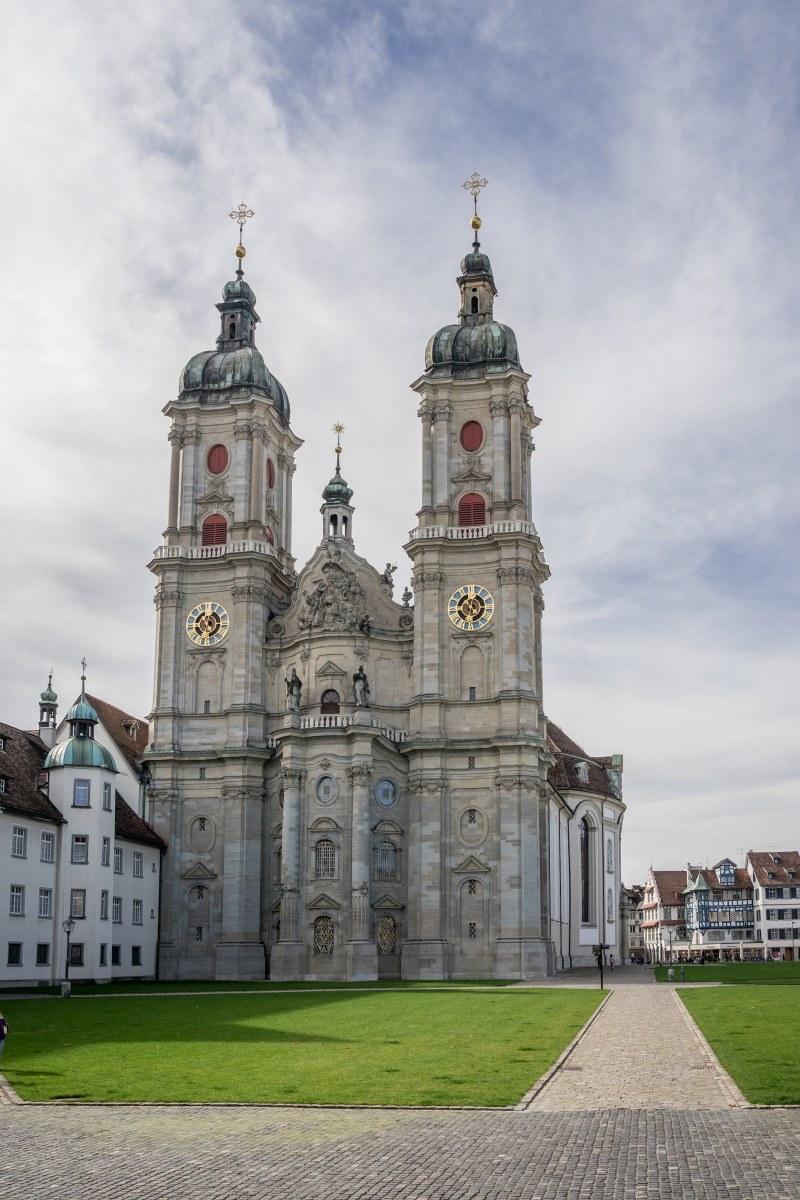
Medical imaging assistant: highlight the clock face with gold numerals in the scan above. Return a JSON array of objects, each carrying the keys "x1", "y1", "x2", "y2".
[
  {"x1": 447, "y1": 584, "x2": 495, "y2": 632},
  {"x1": 186, "y1": 601, "x2": 230, "y2": 647}
]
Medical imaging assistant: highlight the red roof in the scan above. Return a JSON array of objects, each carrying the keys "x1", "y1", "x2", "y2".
[
  {"x1": 114, "y1": 791, "x2": 166, "y2": 851},
  {"x1": 85, "y1": 694, "x2": 148, "y2": 773},
  {"x1": 0, "y1": 721, "x2": 63, "y2": 824},
  {"x1": 546, "y1": 721, "x2": 622, "y2": 799},
  {"x1": 650, "y1": 871, "x2": 688, "y2": 905},
  {"x1": 747, "y1": 850, "x2": 800, "y2": 886}
]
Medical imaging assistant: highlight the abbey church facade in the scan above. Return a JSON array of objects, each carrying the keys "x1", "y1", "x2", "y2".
[{"x1": 144, "y1": 212, "x2": 625, "y2": 981}]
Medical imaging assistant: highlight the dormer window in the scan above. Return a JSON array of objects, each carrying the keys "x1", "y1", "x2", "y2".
[{"x1": 575, "y1": 761, "x2": 590, "y2": 785}]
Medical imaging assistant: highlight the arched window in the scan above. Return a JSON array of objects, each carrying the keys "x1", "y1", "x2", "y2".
[
  {"x1": 471, "y1": 295, "x2": 479, "y2": 313},
  {"x1": 207, "y1": 444, "x2": 229, "y2": 474},
  {"x1": 580, "y1": 816, "x2": 594, "y2": 924},
  {"x1": 459, "y1": 421, "x2": 484, "y2": 452},
  {"x1": 376, "y1": 914, "x2": 397, "y2": 955},
  {"x1": 458, "y1": 492, "x2": 486, "y2": 526},
  {"x1": 313, "y1": 914, "x2": 335, "y2": 956},
  {"x1": 607, "y1": 887, "x2": 614, "y2": 922},
  {"x1": 320, "y1": 689, "x2": 340, "y2": 714},
  {"x1": 201, "y1": 514, "x2": 227, "y2": 546},
  {"x1": 229, "y1": 320, "x2": 236, "y2": 339},
  {"x1": 315, "y1": 839, "x2": 336, "y2": 879},
  {"x1": 607, "y1": 838, "x2": 614, "y2": 873},
  {"x1": 467, "y1": 878, "x2": 478, "y2": 895},
  {"x1": 374, "y1": 840, "x2": 398, "y2": 881}
]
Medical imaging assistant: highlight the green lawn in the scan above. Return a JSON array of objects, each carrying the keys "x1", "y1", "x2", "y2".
[
  {"x1": 0, "y1": 987, "x2": 601, "y2": 1106},
  {"x1": 679, "y1": 985, "x2": 800, "y2": 1104},
  {"x1": 0, "y1": 978, "x2": 516, "y2": 998},
  {"x1": 655, "y1": 961, "x2": 800, "y2": 984}
]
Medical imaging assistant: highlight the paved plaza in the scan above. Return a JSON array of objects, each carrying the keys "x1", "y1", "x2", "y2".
[{"x1": 2, "y1": 972, "x2": 800, "y2": 1199}]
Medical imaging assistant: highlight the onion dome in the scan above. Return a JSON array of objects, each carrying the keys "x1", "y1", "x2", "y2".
[
  {"x1": 65, "y1": 696, "x2": 99, "y2": 723},
  {"x1": 178, "y1": 274, "x2": 291, "y2": 424},
  {"x1": 425, "y1": 233, "x2": 522, "y2": 377},
  {"x1": 44, "y1": 738, "x2": 118, "y2": 772},
  {"x1": 322, "y1": 464, "x2": 353, "y2": 505},
  {"x1": 40, "y1": 675, "x2": 57, "y2": 704}
]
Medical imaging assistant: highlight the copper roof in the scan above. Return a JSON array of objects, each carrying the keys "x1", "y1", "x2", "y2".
[
  {"x1": 747, "y1": 851, "x2": 800, "y2": 885},
  {"x1": 0, "y1": 721, "x2": 63, "y2": 824},
  {"x1": 547, "y1": 721, "x2": 621, "y2": 798}
]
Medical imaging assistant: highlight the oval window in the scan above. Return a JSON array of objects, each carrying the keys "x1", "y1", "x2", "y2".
[
  {"x1": 266, "y1": 457, "x2": 275, "y2": 489},
  {"x1": 460, "y1": 421, "x2": 483, "y2": 452},
  {"x1": 375, "y1": 778, "x2": 398, "y2": 808},
  {"x1": 316, "y1": 775, "x2": 338, "y2": 805},
  {"x1": 207, "y1": 444, "x2": 229, "y2": 474}
]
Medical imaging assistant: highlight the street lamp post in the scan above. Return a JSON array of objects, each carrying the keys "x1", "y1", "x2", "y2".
[{"x1": 62, "y1": 917, "x2": 75, "y2": 997}]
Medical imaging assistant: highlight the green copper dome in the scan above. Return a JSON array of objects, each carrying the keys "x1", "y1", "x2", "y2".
[
  {"x1": 322, "y1": 465, "x2": 353, "y2": 505},
  {"x1": 177, "y1": 274, "x2": 291, "y2": 424},
  {"x1": 40, "y1": 682, "x2": 57, "y2": 704},
  {"x1": 425, "y1": 322, "x2": 520, "y2": 373},
  {"x1": 44, "y1": 737, "x2": 118, "y2": 773},
  {"x1": 65, "y1": 697, "x2": 99, "y2": 723}
]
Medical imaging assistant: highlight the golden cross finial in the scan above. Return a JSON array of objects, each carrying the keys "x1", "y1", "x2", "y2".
[
  {"x1": 462, "y1": 171, "x2": 488, "y2": 215},
  {"x1": 333, "y1": 421, "x2": 344, "y2": 470},
  {"x1": 229, "y1": 201, "x2": 254, "y2": 276}
]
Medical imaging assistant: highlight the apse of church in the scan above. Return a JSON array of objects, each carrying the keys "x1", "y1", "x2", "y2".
[{"x1": 144, "y1": 188, "x2": 625, "y2": 981}]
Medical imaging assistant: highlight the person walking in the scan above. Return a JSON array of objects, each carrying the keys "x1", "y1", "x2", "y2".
[
  {"x1": 0, "y1": 1013, "x2": 8, "y2": 1060},
  {"x1": 609, "y1": 954, "x2": 615, "y2": 971}
]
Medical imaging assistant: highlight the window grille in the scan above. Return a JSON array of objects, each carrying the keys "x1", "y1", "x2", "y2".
[
  {"x1": 11, "y1": 826, "x2": 26, "y2": 857},
  {"x1": 315, "y1": 839, "x2": 336, "y2": 879},
  {"x1": 376, "y1": 915, "x2": 397, "y2": 955},
  {"x1": 39, "y1": 888, "x2": 52, "y2": 918},
  {"x1": 132, "y1": 899, "x2": 143, "y2": 925},
  {"x1": 374, "y1": 841, "x2": 398, "y2": 881},
  {"x1": 467, "y1": 878, "x2": 478, "y2": 896},
  {"x1": 9, "y1": 885, "x2": 25, "y2": 916},
  {"x1": 467, "y1": 809, "x2": 477, "y2": 826},
  {"x1": 468, "y1": 921, "x2": 477, "y2": 939},
  {"x1": 195, "y1": 926, "x2": 203, "y2": 942},
  {"x1": 133, "y1": 852, "x2": 143, "y2": 878},
  {"x1": 313, "y1": 914, "x2": 335, "y2": 956},
  {"x1": 41, "y1": 831, "x2": 55, "y2": 863}
]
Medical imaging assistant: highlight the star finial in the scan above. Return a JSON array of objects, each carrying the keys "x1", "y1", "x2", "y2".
[
  {"x1": 229, "y1": 200, "x2": 255, "y2": 278},
  {"x1": 80, "y1": 657, "x2": 87, "y2": 699},
  {"x1": 333, "y1": 421, "x2": 345, "y2": 472}
]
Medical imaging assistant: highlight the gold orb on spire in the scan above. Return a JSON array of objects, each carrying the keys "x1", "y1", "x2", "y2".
[
  {"x1": 235, "y1": 244, "x2": 246, "y2": 259},
  {"x1": 471, "y1": 215, "x2": 482, "y2": 231}
]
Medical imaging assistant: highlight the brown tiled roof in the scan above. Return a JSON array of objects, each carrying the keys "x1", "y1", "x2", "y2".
[
  {"x1": 546, "y1": 721, "x2": 620, "y2": 798},
  {"x1": 747, "y1": 850, "x2": 800, "y2": 886},
  {"x1": 651, "y1": 871, "x2": 688, "y2": 905},
  {"x1": 85, "y1": 694, "x2": 148, "y2": 773},
  {"x1": 0, "y1": 722, "x2": 63, "y2": 825},
  {"x1": 114, "y1": 791, "x2": 166, "y2": 851},
  {"x1": 697, "y1": 867, "x2": 751, "y2": 889}
]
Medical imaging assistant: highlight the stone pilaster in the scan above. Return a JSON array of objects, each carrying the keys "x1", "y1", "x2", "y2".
[
  {"x1": 178, "y1": 428, "x2": 199, "y2": 538},
  {"x1": 215, "y1": 785, "x2": 266, "y2": 980},
  {"x1": 165, "y1": 429, "x2": 182, "y2": 543},
  {"x1": 419, "y1": 399, "x2": 433, "y2": 513},
  {"x1": 401, "y1": 774, "x2": 447, "y2": 979},
  {"x1": 432, "y1": 404, "x2": 451, "y2": 513},
  {"x1": 346, "y1": 763, "x2": 377, "y2": 979},
  {"x1": 271, "y1": 767, "x2": 305, "y2": 979}
]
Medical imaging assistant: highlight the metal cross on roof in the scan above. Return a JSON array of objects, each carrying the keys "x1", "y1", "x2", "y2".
[
  {"x1": 333, "y1": 421, "x2": 345, "y2": 469},
  {"x1": 462, "y1": 171, "x2": 488, "y2": 215},
  {"x1": 229, "y1": 201, "x2": 255, "y2": 242}
]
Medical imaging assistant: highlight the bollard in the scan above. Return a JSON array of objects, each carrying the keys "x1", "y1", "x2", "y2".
[
  {"x1": 60, "y1": 981, "x2": 72, "y2": 999},
  {"x1": 667, "y1": 967, "x2": 675, "y2": 982}
]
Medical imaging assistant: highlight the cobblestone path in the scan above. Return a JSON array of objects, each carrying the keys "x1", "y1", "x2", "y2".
[
  {"x1": 526, "y1": 983, "x2": 745, "y2": 1111},
  {"x1": 1, "y1": 1103, "x2": 799, "y2": 1199}
]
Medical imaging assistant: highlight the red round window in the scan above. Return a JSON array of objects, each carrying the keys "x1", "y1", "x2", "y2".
[
  {"x1": 460, "y1": 421, "x2": 483, "y2": 452},
  {"x1": 207, "y1": 444, "x2": 229, "y2": 475},
  {"x1": 266, "y1": 457, "x2": 275, "y2": 490}
]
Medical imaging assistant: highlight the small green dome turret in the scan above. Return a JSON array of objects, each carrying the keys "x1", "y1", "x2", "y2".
[
  {"x1": 322, "y1": 466, "x2": 353, "y2": 506},
  {"x1": 65, "y1": 697, "x2": 99, "y2": 723},
  {"x1": 40, "y1": 673, "x2": 57, "y2": 704}
]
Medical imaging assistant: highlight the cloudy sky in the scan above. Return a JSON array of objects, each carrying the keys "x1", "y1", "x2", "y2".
[{"x1": 1, "y1": 1, "x2": 797, "y2": 884}]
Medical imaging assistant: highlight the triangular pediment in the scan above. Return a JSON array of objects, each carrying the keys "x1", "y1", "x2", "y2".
[
  {"x1": 452, "y1": 855, "x2": 490, "y2": 874},
  {"x1": 307, "y1": 892, "x2": 341, "y2": 911},
  {"x1": 372, "y1": 893, "x2": 405, "y2": 911},
  {"x1": 181, "y1": 861, "x2": 217, "y2": 881},
  {"x1": 372, "y1": 819, "x2": 404, "y2": 836},
  {"x1": 317, "y1": 660, "x2": 347, "y2": 678},
  {"x1": 198, "y1": 489, "x2": 234, "y2": 506},
  {"x1": 452, "y1": 467, "x2": 492, "y2": 484}
]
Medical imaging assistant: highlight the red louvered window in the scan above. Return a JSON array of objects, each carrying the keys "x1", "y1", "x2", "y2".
[
  {"x1": 266, "y1": 457, "x2": 275, "y2": 489},
  {"x1": 458, "y1": 492, "x2": 486, "y2": 527},
  {"x1": 207, "y1": 444, "x2": 229, "y2": 475},
  {"x1": 460, "y1": 421, "x2": 483, "y2": 452},
  {"x1": 201, "y1": 514, "x2": 227, "y2": 546}
]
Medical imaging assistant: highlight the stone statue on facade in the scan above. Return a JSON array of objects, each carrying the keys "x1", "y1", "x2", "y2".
[
  {"x1": 352, "y1": 664, "x2": 370, "y2": 708},
  {"x1": 401, "y1": 586, "x2": 413, "y2": 608},
  {"x1": 285, "y1": 668, "x2": 302, "y2": 712},
  {"x1": 381, "y1": 562, "x2": 397, "y2": 594}
]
